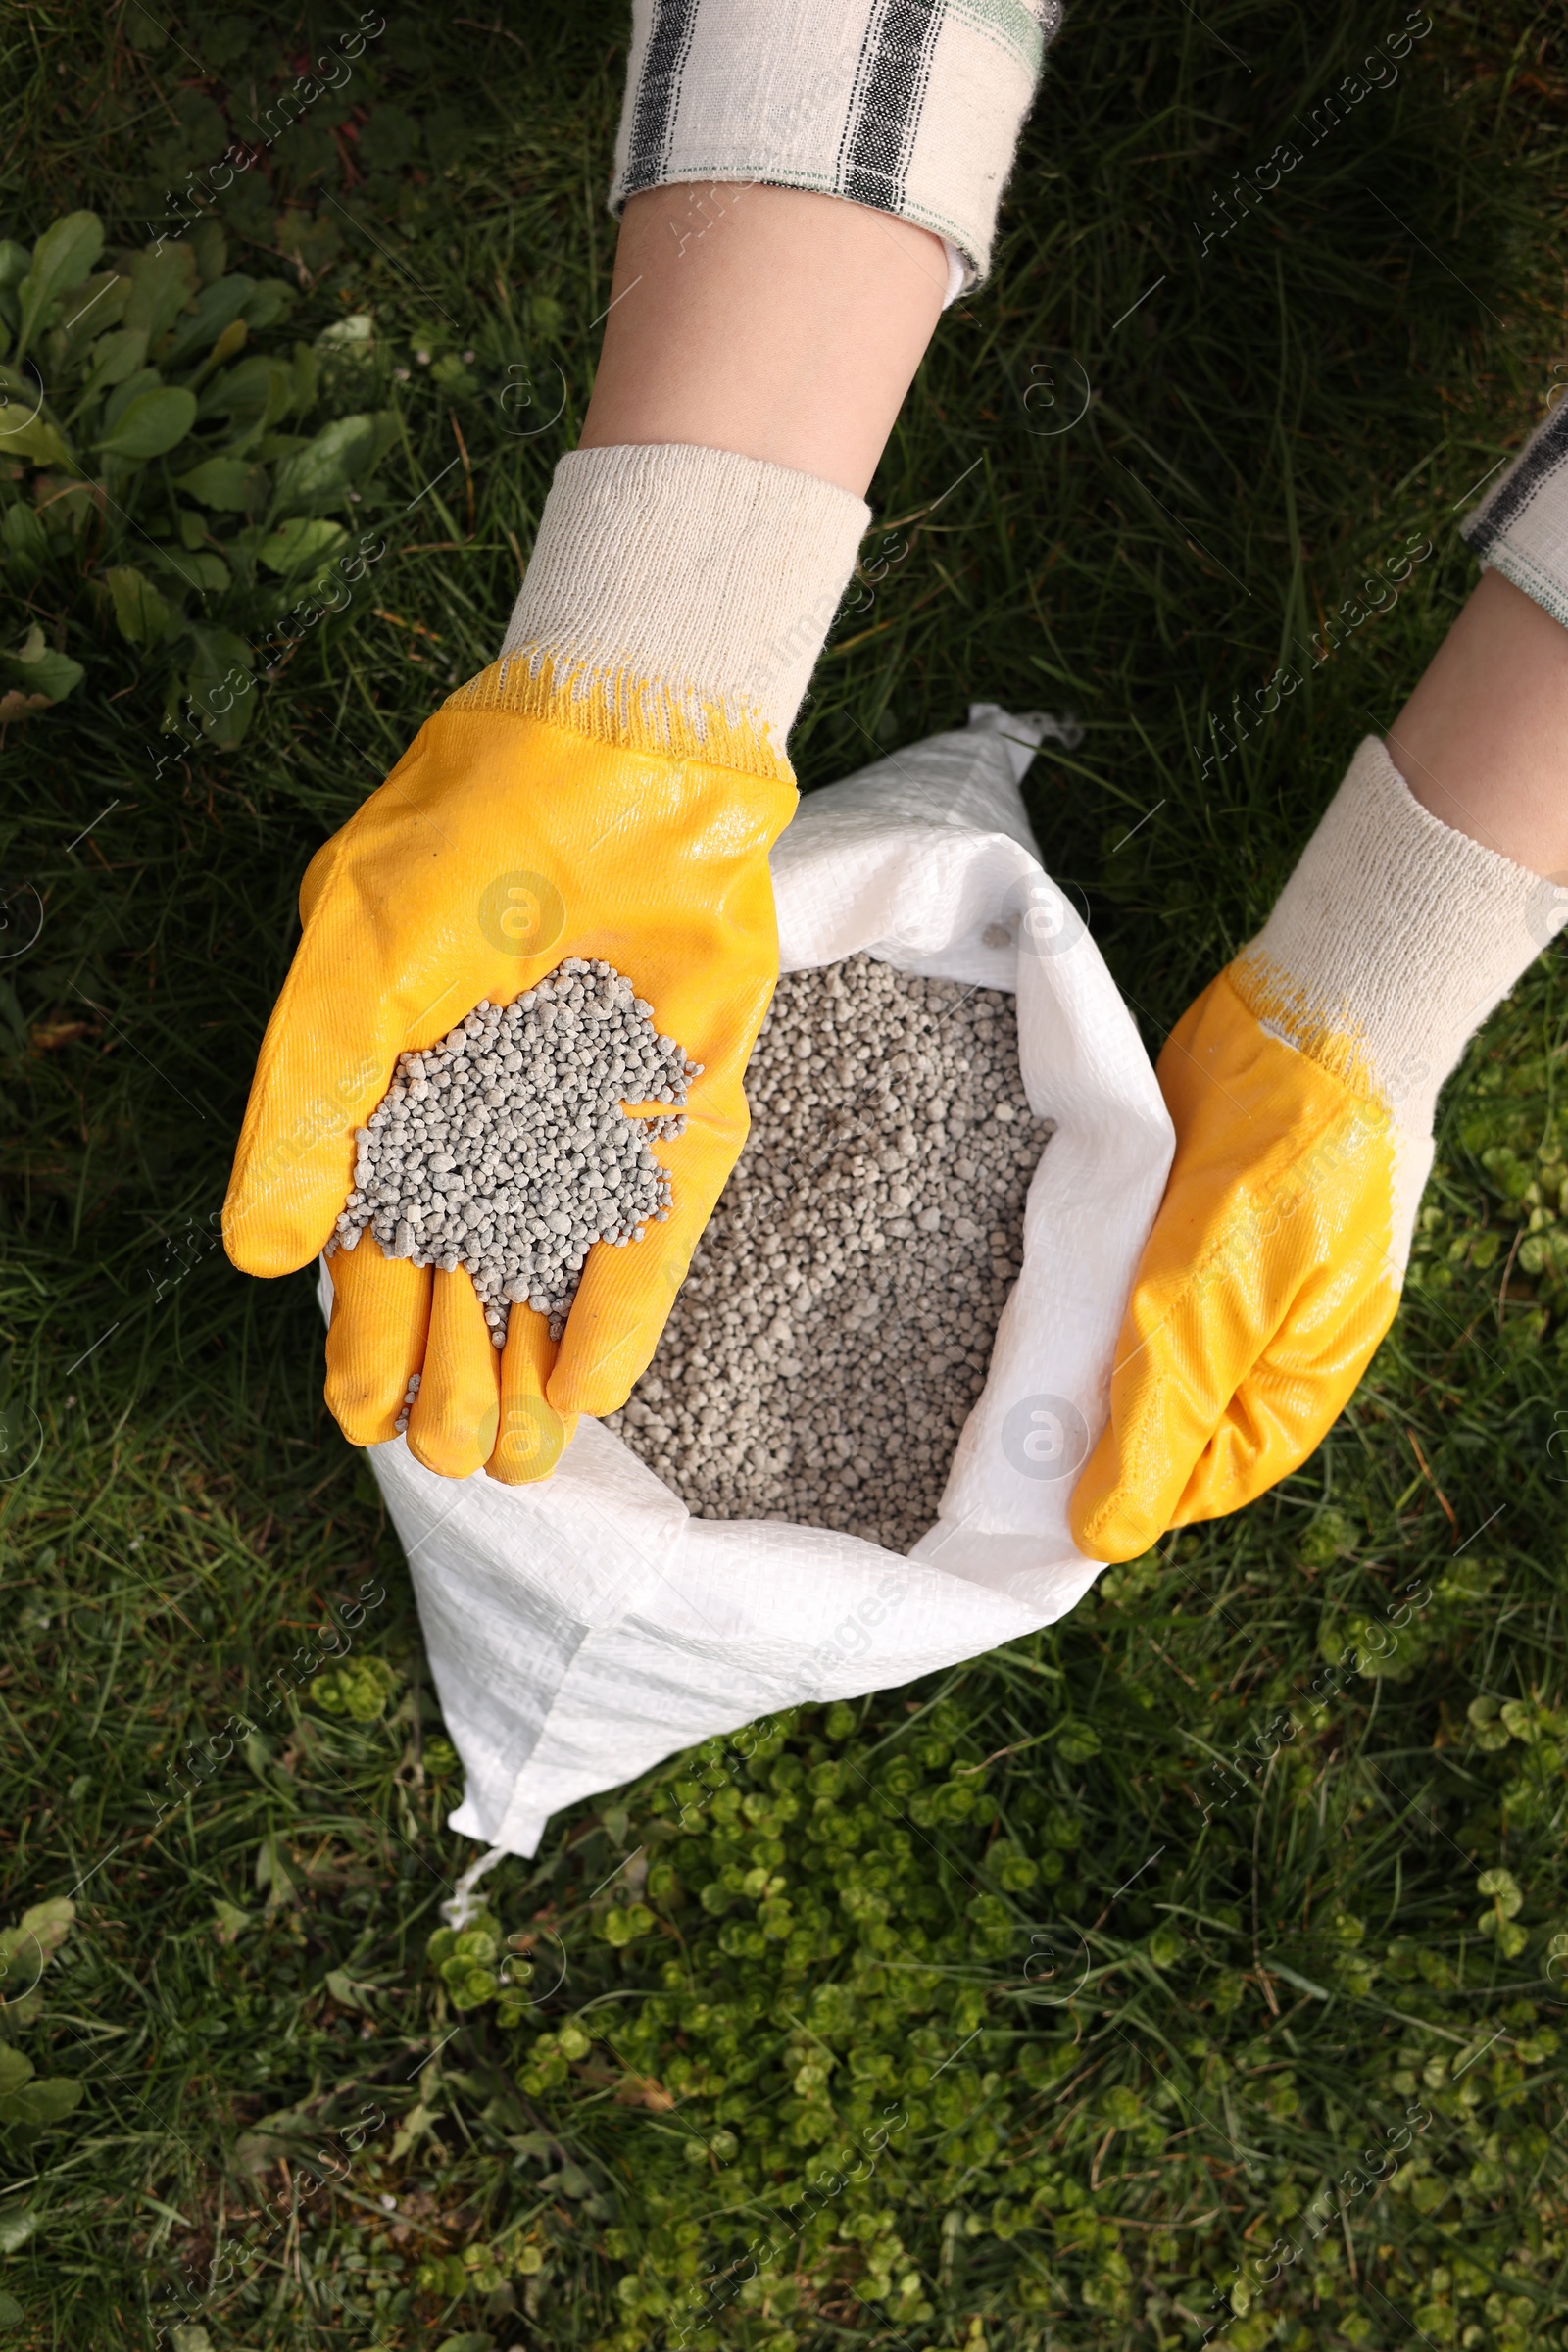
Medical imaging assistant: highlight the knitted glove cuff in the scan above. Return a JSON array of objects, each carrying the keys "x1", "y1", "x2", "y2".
[
  {"x1": 1231, "y1": 735, "x2": 1568, "y2": 1131},
  {"x1": 495, "y1": 442, "x2": 869, "y2": 765}
]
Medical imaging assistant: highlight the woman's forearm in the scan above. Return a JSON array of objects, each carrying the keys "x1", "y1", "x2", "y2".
[
  {"x1": 1389, "y1": 567, "x2": 1568, "y2": 877},
  {"x1": 581, "y1": 182, "x2": 949, "y2": 497}
]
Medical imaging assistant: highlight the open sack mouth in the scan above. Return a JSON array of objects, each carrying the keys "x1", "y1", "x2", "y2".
[
  {"x1": 329, "y1": 707, "x2": 1174, "y2": 1857},
  {"x1": 603, "y1": 951, "x2": 1054, "y2": 1557}
]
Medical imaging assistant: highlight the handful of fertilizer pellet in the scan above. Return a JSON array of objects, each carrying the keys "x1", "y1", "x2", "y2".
[{"x1": 324, "y1": 958, "x2": 700, "y2": 1348}]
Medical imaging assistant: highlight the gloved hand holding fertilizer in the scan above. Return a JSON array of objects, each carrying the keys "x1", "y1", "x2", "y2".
[
  {"x1": 222, "y1": 172, "x2": 962, "y2": 1484},
  {"x1": 1072, "y1": 416, "x2": 1568, "y2": 1562},
  {"x1": 221, "y1": 441, "x2": 868, "y2": 1483}
]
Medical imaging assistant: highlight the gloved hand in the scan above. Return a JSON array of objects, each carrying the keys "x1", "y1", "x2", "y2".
[
  {"x1": 224, "y1": 444, "x2": 867, "y2": 1483},
  {"x1": 1070, "y1": 736, "x2": 1560, "y2": 1561}
]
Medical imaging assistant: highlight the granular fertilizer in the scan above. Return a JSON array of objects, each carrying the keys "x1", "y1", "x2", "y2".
[
  {"x1": 605, "y1": 954, "x2": 1051, "y2": 1553},
  {"x1": 327, "y1": 959, "x2": 698, "y2": 1346},
  {"x1": 336, "y1": 952, "x2": 1048, "y2": 1547}
]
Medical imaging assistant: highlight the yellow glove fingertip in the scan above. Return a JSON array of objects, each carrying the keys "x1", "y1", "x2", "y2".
[
  {"x1": 323, "y1": 1241, "x2": 432, "y2": 1446},
  {"x1": 406, "y1": 1269, "x2": 500, "y2": 1478},
  {"x1": 1069, "y1": 1436, "x2": 1166, "y2": 1565},
  {"x1": 488, "y1": 1307, "x2": 576, "y2": 1484},
  {"x1": 222, "y1": 1173, "x2": 322, "y2": 1279},
  {"x1": 488, "y1": 1397, "x2": 577, "y2": 1484},
  {"x1": 549, "y1": 1209, "x2": 705, "y2": 1418}
]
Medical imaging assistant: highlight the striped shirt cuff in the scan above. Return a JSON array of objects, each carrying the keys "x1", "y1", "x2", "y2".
[
  {"x1": 610, "y1": 0, "x2": 1057, "y2": 293},
  {"x1": 1461, "y1": 401, "x2": 1568, "y2": 633}
]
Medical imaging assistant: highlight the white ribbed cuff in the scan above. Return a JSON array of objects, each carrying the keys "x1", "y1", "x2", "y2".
[
  {"x1": 1237, "y1": 735, "x2": 1568, "y2": 1130},
  {"x1": 500, "y1": 443, "x2": 869, "y2": 754}
]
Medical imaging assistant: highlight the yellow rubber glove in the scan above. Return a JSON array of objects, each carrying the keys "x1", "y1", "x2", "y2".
[
  {"x1": 1071, "y1": 736, "x2": 1555, "y2": 1562},
  {"x1": 1067, "y1": 966, "x2": 1406, "y2": 1560},
  {"x1": 222, "y1": 661, "x2": 796, "y2": 1482}
]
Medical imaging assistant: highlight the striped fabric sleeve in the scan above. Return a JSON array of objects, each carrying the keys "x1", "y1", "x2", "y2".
[
  {"x1": 1461, "y1": 401, "x2": 1568, "y2": 633},
  {"x1": 610, "y1": 0, "x2": 1059, "y2": 296}
]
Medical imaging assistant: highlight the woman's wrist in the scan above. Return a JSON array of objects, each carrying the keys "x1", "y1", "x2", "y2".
[
  {"x1": 1389, "y1": 568, "x2": 1568, "y2": 878},
  {"x1": 580, "y1": 182, "x2": 947, "y2": 498}
]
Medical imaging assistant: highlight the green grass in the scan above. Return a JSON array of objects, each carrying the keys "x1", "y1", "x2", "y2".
[{"x1": 2, "y1": 2, "x2": 1568, "y2": 2347}]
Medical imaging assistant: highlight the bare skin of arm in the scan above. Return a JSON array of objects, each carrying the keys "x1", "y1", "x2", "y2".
[
  {"x1": 580, "y1": 181, "x2": 949, "y2": 497},
  {"x1": 1390, "y1": 567, "x2": 1568, "y2": 878},
  {"x1": 583, "y1": 184, "x2": 1568, "y2": 884}
]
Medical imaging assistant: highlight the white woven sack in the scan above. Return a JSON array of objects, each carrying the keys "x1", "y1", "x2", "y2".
[{"x1": 318, "y1": 708, "x2": 1174, "y2": 1860}]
